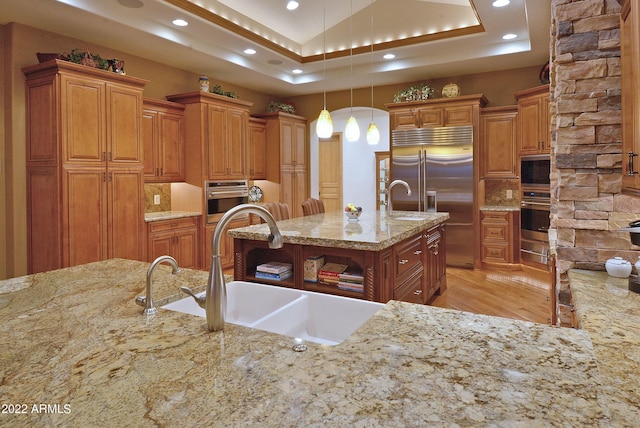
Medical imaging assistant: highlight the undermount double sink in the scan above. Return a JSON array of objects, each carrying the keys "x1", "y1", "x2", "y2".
[{"x1": 161, "y1": 281, "x2": 384, "y2": 346}]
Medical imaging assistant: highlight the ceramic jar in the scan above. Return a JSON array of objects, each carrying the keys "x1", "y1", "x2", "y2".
[
  {"x1": 199, "y1": 75, "x2": 209, "y2": 92},
  {"x1": 605, "y1": 257, "x2": 632, "y2": 278}
]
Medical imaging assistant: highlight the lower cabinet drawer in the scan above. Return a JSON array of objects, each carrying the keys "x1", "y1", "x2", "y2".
[
  {"x1": 148, "y1": 216, "x2": 198, "y2": 233},
  {"x1": 393, "y1": 268, "x2": 424, "y2": 304},
  {"x1": 394, "y1": 235, "x2": 423, "y2": 278},
  {"x1": 482, "y1": 243, "x2": 510, "y2": 263}
]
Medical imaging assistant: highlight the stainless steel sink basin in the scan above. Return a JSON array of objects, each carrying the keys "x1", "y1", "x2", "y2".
[{"x1": 161, "y1": 281, "x2": 384, "y2": 345}]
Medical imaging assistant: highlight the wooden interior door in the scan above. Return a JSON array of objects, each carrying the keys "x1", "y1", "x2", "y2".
[{"x1": 318, "y1": 134, "x2": 343, "y2": 212}]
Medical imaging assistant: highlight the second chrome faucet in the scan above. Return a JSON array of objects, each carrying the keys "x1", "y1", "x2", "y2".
[{"x1": 386, "y1": 179, "x2": 412, "y2": 217}]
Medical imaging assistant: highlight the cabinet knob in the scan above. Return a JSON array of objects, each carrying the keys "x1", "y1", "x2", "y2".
[
  {"x1": 413, "y1": 289, "x2": 422, "y2": 295},
  {"x1": 413, "y1": 250, "x2": 422, "y2": 255},
  {"x1": 399, "y1": 259, "x2": 409, "y2": 265}
]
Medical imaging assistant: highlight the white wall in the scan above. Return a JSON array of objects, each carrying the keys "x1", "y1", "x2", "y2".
[{"x1": 310, "y1": 107, "x2": 390, "y2": 214}]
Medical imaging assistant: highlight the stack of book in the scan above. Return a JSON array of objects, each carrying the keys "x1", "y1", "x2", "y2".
[
  {"x1": 337, "y1": 271, "x2": 365, "y2": 293},
  {"x1": 255, "y1": 261, "x2": 293, "y2": 281},
  {"x1": 317, "y1": 262, "x2": 348, "y2": 286}
]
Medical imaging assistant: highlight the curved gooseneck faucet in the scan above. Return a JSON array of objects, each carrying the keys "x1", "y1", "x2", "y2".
[
  {"x1": 136, "y1": 255, "x2": 181, "y2": 316},
  {"x1": 181, "y1": 204, "x2": 283, "y2": 331},
  {"x1": 387, "y1": 179, "x2": 412, "y2": 217}
]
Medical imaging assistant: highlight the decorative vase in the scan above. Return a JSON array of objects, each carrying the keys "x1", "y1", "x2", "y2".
[
  {"x1": 605, "y1": 257, "x2": 632, "y2": 278},
  {"x1": 199, "y1": 76, "x2": 210, "y2": 92}
]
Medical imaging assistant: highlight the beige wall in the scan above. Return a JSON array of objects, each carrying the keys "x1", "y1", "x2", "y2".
[
  {"x1": 286, "y1": 66, "x2": 543, "y2": 123},
  {"x1": 0, "y1": 21, "x2": 549, "y2": 279}
]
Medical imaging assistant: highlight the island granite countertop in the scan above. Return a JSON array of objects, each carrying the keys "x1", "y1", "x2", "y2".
[
  {"x1": 228, "y1": 210, "x2": 449, "y2": 251},
  {"x1": 0, "y1": 259, "x2": 622, "y2": 427}
]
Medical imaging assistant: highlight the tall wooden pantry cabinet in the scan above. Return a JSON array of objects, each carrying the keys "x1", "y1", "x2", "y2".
[{"x1": 23, "y1": 60, "x2": 147, "y2": 274}]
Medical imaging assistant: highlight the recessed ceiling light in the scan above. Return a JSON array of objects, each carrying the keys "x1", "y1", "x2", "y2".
[
  {"x1": 172, "y1": 19, "x2": 188, "y2": 27},
  {"x1": 383, "y1": 53, "x2": 396, "y2": 60},
  {"x1": 492, "y1": 0, "x2": 510, "y2": 7},
  {"x1": 286, "y1": 1, "x2": 299, "y2": 11},
  {"x1": 244, "y1": 48, "x2": 257, "y2": 55},
  {"x1": 117, "y1": 0, "x2": 144, "y2": 8},
  {"x1": 292, "y1": 69, "x2": 303, "y2": 74},
  {"x1": 502, "y1": 33, "x2": 517, "y2": 40}
]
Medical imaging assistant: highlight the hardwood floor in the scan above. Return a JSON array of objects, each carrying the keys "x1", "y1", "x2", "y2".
[{"x1": 431, "y1": 266, "x2": 551, "y2": 325}]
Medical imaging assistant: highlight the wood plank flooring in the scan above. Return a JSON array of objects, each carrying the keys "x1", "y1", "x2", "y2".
[{"x1": 431, "y1": 267, "x2": 551, "y2": 325}]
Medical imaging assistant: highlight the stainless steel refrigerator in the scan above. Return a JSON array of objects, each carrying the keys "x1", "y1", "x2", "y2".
[{"x1": 391, "y1": 125, "x2": 474, "y2": 268}]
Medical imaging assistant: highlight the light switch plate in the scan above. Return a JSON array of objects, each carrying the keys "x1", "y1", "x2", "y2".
[
  {"x1": 506, "y1": 189, "x2": 513, "y2": 199},
  {"x1": 154, "y1": 195, "x2": 160, "y2": 205}
]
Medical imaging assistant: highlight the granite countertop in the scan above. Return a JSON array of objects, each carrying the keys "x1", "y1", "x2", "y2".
[
  {"x1": 228, "y1": 210, "x2": 449, "y2": 251},
  {"x1": 144, "y1": 211, "x2": 201, "y2": 222},
  {"x1": 568, "y1": 269, "x2": 640, "y2": 426},
  {"x1": 0, "y1": 259, "x2": 620, "y2": 426},
  {"x1": 480, "y1": 205, "x2": 520, "y2": 212}
]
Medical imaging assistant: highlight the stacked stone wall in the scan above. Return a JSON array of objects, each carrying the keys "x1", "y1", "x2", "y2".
[{"x1": 550, "y1": 0, "x2": 640, "y2": 325}]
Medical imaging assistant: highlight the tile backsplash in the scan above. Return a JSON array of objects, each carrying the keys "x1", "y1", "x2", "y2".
[
  {"x1": 484, "y1": 179, "x2": 520, "y2": 207},
  {"x1": 144, "y1": 183, "x2": 171, "y2": 212}
]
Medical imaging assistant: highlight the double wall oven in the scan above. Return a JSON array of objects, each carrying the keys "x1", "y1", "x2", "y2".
[
  {"x1": 520, "y1": 155, "x2": 551, "y2": 265},
  {"x1": 205, "y1": 180, "x2": 249, "y2": 223}
]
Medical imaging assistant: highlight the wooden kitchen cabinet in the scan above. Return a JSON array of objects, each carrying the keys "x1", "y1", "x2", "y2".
[
  {"x1": 480, "y1": 106, "x2": 518, "y2": 179},
  {"x1": 256, "y1": 112, "x2": 309, "y2": 217},
  {"x1": 425, "y1": 224, "x2": 446, "y2": 300},
  {"x1": 621, "y1": 0, "x2": 640, "y2": 196},
  {"x1": 166, "y1": 92, "x2": 253, "y2": 185},
  {"x1": 142, "y1": 98, "x2": 185, "y2": 182},
  {"x1": 147, "y1": 216, "x2": 200, "y2": 269},
  {"x1": 234, "y1": 224, "x2": 446, "y2": 304},
  {"x1": 480, "y1": 210, "x2": 519, "y2": 267},
  {"x1": 23, "y1": 60, "x2": 147, "y2": 274},
  {"x1": 248, "y1": 117, "x2": 267, "y2": 180},
  {"x1": 386, "y1": 94, "x2": 488, "y2": 129},
  {"x1": 516, "y1": 85, "x2": 550, "y2": 156}
]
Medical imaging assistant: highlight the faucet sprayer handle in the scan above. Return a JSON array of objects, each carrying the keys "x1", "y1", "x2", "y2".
[{"x1": 180, "y1": 286, "x2": 206, "y2": 309}]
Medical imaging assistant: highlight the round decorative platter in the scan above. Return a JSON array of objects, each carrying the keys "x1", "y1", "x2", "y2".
[{"x1": 249, "y1": 185, "x2": 263, "y2": 202}]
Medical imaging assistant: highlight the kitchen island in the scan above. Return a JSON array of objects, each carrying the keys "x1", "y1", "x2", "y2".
[
  {"x1": 0, "y1": 259, "x2": 617, "y2": 426},
  {"x1": 229, "y1": 210, "x2": 449, "y2": 304}
]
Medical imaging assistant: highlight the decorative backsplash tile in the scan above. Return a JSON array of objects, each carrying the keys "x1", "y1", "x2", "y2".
[
  {"x1": 484, "y1": 179, "x2": 520, "y2": 207},
  {"x1": 144, "y1": 184, "x2": 172, "y2": 212}
]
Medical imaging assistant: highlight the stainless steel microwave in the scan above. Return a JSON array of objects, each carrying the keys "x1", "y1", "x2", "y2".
[{"x1": 520, "y1": 154, "x2": 550, "y2": 188}]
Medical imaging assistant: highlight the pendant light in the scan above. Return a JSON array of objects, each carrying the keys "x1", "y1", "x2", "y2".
[
  {"x1": 316, "y1": 1, "x2": 333, "y2": 139},
  {"x1": 366, "y1": 3, "x2": 380, "y2": 145},
  {"x1": 345, "y1": 0, "x2": 360, "y2": 142}
]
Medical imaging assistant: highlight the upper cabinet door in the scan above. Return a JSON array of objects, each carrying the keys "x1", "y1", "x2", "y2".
[
  {"x1": 107, "y1": 83, "x2": 143, "y2": 165},
  {"x1": 61, "y1": 74, "x2": 105, "y2": 165},
  {"x1": 516, "y1": 85, "x2": 550, "y2": 156},
  {"x1": 226, "y1": 107, "x2": 247, "y2": 179},
  {"x1": 207, "y1": 104, "x2": 229, "y2": 179},
  {"x1": 480, "y1": 106, "x2": 518, "y2": 179}
]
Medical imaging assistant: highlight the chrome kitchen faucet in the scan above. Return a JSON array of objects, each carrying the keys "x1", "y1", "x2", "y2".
[
  {"x1": 386, "y1": 179, "x2": 412, "y2": 217},
  {"x1": 136, "y1": 255, "x2": 181, "y2": 316},
  {"x1": 181, "y1": 204, "x2": 283, "y2": 331}
]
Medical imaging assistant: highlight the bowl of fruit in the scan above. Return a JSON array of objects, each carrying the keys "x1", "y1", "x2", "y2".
[{"x1": 345, "y1": 203, "x2": 362, "y2": 221}]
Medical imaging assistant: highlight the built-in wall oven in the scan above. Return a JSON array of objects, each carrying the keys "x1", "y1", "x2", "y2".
[
  {"x1": 520, "y1": 189, "x2": 550, "y2": 265},
  {"x1": 205, "y1": 180, "x2": 249, "y2": 223}
]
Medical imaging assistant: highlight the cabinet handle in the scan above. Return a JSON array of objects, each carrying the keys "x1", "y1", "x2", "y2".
[
  {"x1": 414, "y1": 250, "x2": 422, "y2": 255},
  {"x1": 628, "y1": 152, "x2": 637, "y2": 176},
  {"x1": 109, "y1": 172, "x2": 113, "y2": 182},
  {"x1": 109, "y1": 152, "x2": 113, "y2": 161},
  {"x1": 102, "y1": 172, "x2": 106, "y2": 182},
  {"x1": 160, "y1": 167, "x2": 163, "y2": 176},
  {"x1": 399, "y1": 259, "x2": 408, "y2": 265},
  {"x1": 102, "y1": 152, "x2": 107, "y2": 161},
  {"x1": 413, "y1": 290, "x2": 422, "y2": 295}
]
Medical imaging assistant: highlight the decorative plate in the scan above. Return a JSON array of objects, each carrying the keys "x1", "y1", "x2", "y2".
[
  {"x1": 249, "y1": 185, "x2": 263, "y2": 202},
  {"x1": 442, "y1": 83, "x2": 460, "y2": 98}
]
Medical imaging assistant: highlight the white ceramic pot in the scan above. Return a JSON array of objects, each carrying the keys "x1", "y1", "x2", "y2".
[{"x1": 605, "y1": 257, "x2": 632, "y2": 278}]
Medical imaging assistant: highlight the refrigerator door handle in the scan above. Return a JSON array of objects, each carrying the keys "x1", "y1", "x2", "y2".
[{"x1": 422, "y1": 148, "x2": 427, "y2": 212}]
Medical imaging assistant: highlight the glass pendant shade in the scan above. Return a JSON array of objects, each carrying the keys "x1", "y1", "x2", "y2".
[
  {"x1": 316, "y1": 109, "x2": 333, "y2": 138},
  {"x1": 366, "y1": 122, "x2": 380, "y2": 145},
  {"x1": 345, "y1": 116, "x2": 360, "y2": 142}
]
